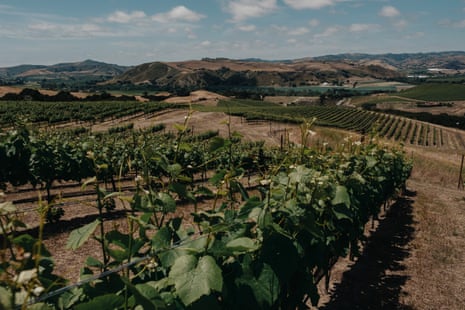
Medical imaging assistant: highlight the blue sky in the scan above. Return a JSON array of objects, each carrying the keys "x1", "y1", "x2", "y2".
[{"x1": 0, "y1": 0, "x2": 464, "y2": 66}]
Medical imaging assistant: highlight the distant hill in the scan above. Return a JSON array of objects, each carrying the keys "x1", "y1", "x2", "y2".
[
  {"x1": 109, "y1": 57, "x2": 402, "y2": 89},
  {"x1": 2, "y1": 51, "x2": 464, "y2": 90},
  {"x1": 313, "y1": 51, "x2": 465, "y2": 71},
  {"x1": 0, "y1": 59, "x2": 131, "y2": 80}
]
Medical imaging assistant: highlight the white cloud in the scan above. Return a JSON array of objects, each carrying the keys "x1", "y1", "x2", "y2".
[
  {"x1": 349, "y1": 23, "x2": 379, "y2": 32},
  {"x1": 107, "y1": 11, "x2": 146, "y2": 24},
  {"x1": 288, "y1": 27, "x2": 310, "y2": 35},
  {"x1": 185, "y1": 27, "x2": 198, "y2": 39},
  {"x1": 315, "y1": 25, "x2": 341, "y2": 37},
  {"x1": 403, "y1": 32, "x2": 425, "y2": 39},
  {"x1": 309, "y1": 19, "x2": 320, "y2": 27},
  {"x1": 437, "y1": 19, "x2": 465, "y2": 28},
  {"x1": 394, "y1": 19, "x2": 408, "y2": 29},
  {"x1": 200, "y1": 40, "x2": 212, "y2": 47},
  {"x1": 28, "y1": 22, "x2": 58, "y2": 31},
  {"x1": 28, "y1": 22, "x2": 114, "y2": 38},
  {"x1": 451, "y1": 19, "x2": 465, "y2": 28},
  {"x1": 271, "y1": 24, "x2": 310, "y2": 36},
  {"x1": 283, "y1": 0, "x2": 338, "y2": 10},
  {"x1": 227, "y1": 0, "x2": 277, "y2": 22},
  {"x1": 379, "y1": 6, "x2": 400, "y2": 18},
  {"x1": 237, "y1": 24, "x2": 257, "y2": 31},
  {"x1": 152, "y1": 6, "x2": 205, "y2": 23},
  {"x1": 0, "y1": 4, "x2": 13, "y2": 10}
]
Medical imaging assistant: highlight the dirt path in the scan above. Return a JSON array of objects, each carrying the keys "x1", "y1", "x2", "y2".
[
  {"x1": 316, "y1": 144, "x2": 465, "y2": 309},
  {"x1": 319, "y1": 192, "x2": 414, "y2": 310}
]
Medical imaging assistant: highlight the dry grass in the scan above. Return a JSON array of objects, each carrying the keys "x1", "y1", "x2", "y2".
[
  {"x1": 316, "y1": 140, "x2": 465, "y2": 309},
  {"x1": 397, "y1": 145, "x2": 465, "y2": 309}
]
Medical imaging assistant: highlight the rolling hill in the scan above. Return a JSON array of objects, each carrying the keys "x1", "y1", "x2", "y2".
[
  {"x1": 0, "y1": 59, "x2": 130, "y2": 80},
  {"x1": 313, "y1": 51, "x2": 465, "y2": 71},
  {"x1": 1, "y1": 51, "x2": 464, "y2": 90},
  {"x1": 109, "y1": 57, "x2": 402, "y2": 89}
]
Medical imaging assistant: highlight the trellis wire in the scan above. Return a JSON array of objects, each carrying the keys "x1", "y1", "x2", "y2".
[{"x1": 26, "y1": 200, "x2": 262, "y2": 307}]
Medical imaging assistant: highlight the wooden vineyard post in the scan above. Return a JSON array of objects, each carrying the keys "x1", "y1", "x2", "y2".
[{"x1": 458, "y1": 154, "x2": 464, "y2": 189}]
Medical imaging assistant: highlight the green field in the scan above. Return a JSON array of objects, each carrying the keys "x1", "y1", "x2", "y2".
[{"x1": 398, "y1": 84, "x2": 465, "y2": 101}]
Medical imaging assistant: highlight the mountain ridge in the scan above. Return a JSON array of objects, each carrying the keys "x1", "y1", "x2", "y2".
[
  {"x1": 1, "y1": 51, "x2": 464, "y2": 89},
  {"x1": 0, "y1": 59, "x2": 130, "y2": 79}
]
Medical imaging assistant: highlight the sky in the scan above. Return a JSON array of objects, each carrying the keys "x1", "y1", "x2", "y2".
[{"x1": 0, "y1": 0, "x2": 465, "y2": 67}]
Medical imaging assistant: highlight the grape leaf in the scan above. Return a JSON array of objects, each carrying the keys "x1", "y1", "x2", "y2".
[{"x1": 169, "y1": 255, "x2": 223, "y2": 306}]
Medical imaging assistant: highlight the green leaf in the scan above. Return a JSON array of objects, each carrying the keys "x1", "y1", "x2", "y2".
[
  {"x1": 230, "y1": 180, "x2": 249, "y2": 200},
  {"x1": 158, "y1": 248, "x2": 190, "y2": 268},
  {"x1": 105, "y1": 230, "x2": 145, "y2": 262},
  {"x1": 366, "y1": 156, "x2": 378, "y2": 168},
  {"x1": 166, "y1": 163, "x2": 182, "y2": 177},
  {"x1": 27, "y1": 303, "x2": 54, "y2": 310},
  {"x1": 169, "y1": 183, "x2": 188, "y2": 200},
  {"x1": 66, "y1": 219, "x2": 100, "y2": 250},
  {"x1": 226, "y1": 237, "x2": 259, "y2": 254},
  {"x1": 122, "y1": 278, "x2": 165, "y2": 309},
  {"x1": 178, "y1": 142, "x2": 192, "y2": 152},
  {"x1": 0, "y1": 287, "x2": 12, "y2": 309},
  {"x1": 156, "y1": 192, "x2": 178, "y2": 213},
  {"x1": 209, "y1": 170, "x2": 226, "y2": 186},
  {"x1": 152, "y1": 226, "x2": 172, "y2": 250},
  {"x1": 85, "y1": 256, "x2": 103, "y2": 268},
  {"x1": 57, "y1": 287, "x2": 84, "y2": 309},
  {"x1": 289, "y1": 165, "x2": 311, "y2": 184},
  {"x1": 169, "y1": 255, "x2": 223, "y2": 306},
  {"x1": 134, "y1": 283, "x2": 166, "y2": 308},
  {"x1": 209, "y1": 137, "x2": 225, "y2": 152},
  {"x1": 238, "y1": 197, "x2": 263, "y2": 219},
  {"x1": 74, "y1": 294, "x2": 124, "y2": 310},
  {"x1": 174, "y1": 123, "x2": 186, "y2": 132},
  {"x1": 258, "y1": 209, "x2": 272, "y2": 229},
  {"x1": 262, "y1": 233, "x2": 299, "y2": 282},
  {"x1": 13, "y1": 234, "x2": 51, "y2": 257},
  {"x1": 237, "y1": 263, "x2": 279, "y2": 309},
  {"x1": 331, "y1": 185, "x2": 350, "y2": 208},
  {"x1": 231, "y1": 131, "x2": 243, "y2": 139},
  {"x1": 0, "y1": 201, "x2": 16, "y2": 215},
  {"x1": 81, "y1": 176, "x2": 97, "y2": 190},
  {"x1": 332, "y1": 205, "x2": 353, "y2": 221},
  {"x1": 178, "y1": 235, "x2": 210, "y2": 253},
  {"x1": 195, "y1": 186, "x2": 214, "y2": 198}
]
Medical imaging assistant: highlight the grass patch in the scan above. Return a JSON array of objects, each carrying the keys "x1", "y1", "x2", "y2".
[
  {"x1": 398, "y1": 84, "x2": 465, "y2": 101},
  {"x1": 352, "y1": 94, "x2": 414, "y2": 108}
]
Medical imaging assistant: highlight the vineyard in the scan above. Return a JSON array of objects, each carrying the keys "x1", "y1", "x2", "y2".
[
  {"x1": 6, "y1": 93, "x2": 465, "y2": 309},
  {"x1": 0, "y1": 100, "x2": 179, "y2": 128},
  {"x1": 2, "y1": 98, "x2": 465, "y2": 150},
  {"x1": 214, "y1": 99, "x2": 465, "y2": 150},
  {"x1": 0, "y1": 97, "x2": 416, "y2": 309}
]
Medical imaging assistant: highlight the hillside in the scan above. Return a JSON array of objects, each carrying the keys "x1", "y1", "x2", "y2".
[
  {"x1": 314, "y1": 51, "x2": 465, "y2": 72},
  {"x1": 110, "y1": 57, "x2": 402, "y2": 89},
  {"x1": 0, "y1": 59, "x2": 130, "y2": 80},
  {"x1": 2, "y1": 51, "x2": 464, "y2": 90}
]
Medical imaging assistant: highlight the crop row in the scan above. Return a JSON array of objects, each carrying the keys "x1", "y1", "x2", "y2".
[
  {"x1": 218, "y1": 99, "x2": 465, "y2": 149},
  {"x1": 1, "y1": 116, "x2": 412, "y2": 309},
  {"x1": 0, "y1": 100, "x2": 177, "y2": 127}
]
